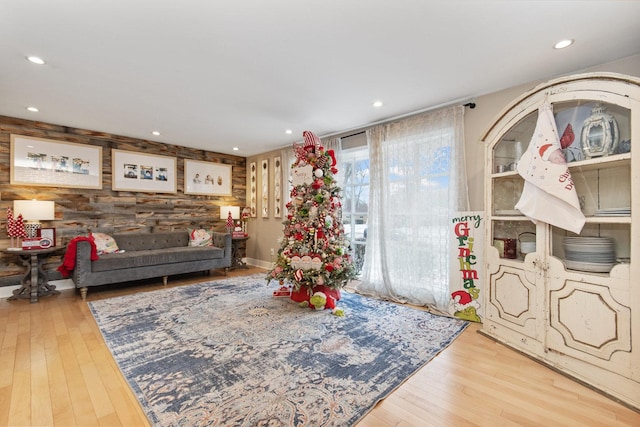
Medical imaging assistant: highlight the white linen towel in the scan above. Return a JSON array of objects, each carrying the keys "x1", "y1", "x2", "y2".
[{"x1": 515, "y1": 103, "x2": 585, "y2": 234}]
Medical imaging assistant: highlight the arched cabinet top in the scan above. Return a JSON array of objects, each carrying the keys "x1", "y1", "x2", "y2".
[{"x1": 481, "y1": 72, "x2": 640, "y2": 145}]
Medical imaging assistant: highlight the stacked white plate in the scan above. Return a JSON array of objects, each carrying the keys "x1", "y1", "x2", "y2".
[
  {"x1": 594, "y1": 207, "x2": 631, "y2": 217},
  {"x1": 563, "y1": 236, "x2": 616, "y2": 273}
]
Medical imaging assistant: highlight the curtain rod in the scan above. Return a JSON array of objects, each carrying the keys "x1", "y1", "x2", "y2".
[{"x1": 318, "y1": 97, "x2": 477, "y2": 141}]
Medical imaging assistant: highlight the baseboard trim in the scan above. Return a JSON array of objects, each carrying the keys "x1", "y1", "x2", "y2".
[{"x1": 246, "y1": 258, "x2": 273, "y2": 270}]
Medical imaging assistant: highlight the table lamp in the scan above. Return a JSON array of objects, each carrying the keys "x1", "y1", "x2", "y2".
[{"x1": 13, "y1": 200, "x2": 55, "y2": 238}]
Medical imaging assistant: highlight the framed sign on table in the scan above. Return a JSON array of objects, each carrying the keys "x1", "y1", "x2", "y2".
[
  {"x1": 38, "y1": 228, "x2": 57, "y2": 246},
  {"x1": 184, "y1": 159, "x2": 232, "y2": 196},
  {"x1": 112, "y1": 149, "x2": 177, "y2": 193},
  {"x1": 10, "y1": 134, "x2": 102, "y2": 189}
]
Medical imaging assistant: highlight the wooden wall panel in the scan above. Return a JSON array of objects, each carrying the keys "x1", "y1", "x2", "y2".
[{"x1": 0, "y1": 115, "x2": 246, "y2": 286}]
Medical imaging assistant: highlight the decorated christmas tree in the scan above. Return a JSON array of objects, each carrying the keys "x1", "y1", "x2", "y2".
[{"x1": 267, "y1": 131, "x2": 357, "y2": 309}]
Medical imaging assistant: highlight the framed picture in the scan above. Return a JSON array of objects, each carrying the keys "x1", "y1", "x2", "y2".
[
  {"x1": 184, "y1": 159, "x2": 232, "y2": 196},
  {"x1": 273, "y1": 156, "x2": 282, "y2": 218},
  {"x1": 10, "y1": 134, "x2": 102, "y2": 189},
  {"x1": 112, "y1": 149, "x2": 177, "y2": 193},
  {"x1": 249, "y1": 162, "x2": 257, "y2": 217},
  {"x1": 38, "y1": 228, "x2": 56, "y2": 246},
  {"x1": 261, "y1": 159, "x2": 269, "y2": 218}
]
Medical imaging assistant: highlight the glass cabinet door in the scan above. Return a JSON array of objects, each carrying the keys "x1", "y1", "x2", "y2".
[{"x1": 489, "y1": 98, "x2": 632, "y2": 271}]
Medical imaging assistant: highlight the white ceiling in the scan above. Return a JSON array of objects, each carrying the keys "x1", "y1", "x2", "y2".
[{"x1": 1, "y1": 1, "x2": 639, "y2": 157}]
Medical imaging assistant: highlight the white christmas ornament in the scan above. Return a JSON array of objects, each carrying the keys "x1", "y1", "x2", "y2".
[{"x1": 314, "y1": 169, "x2": 324, "y2": 178}]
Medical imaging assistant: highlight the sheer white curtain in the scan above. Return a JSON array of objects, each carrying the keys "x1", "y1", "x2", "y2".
[{"x1": 356, "y1": 105, "x2": 467, "y2": 313}]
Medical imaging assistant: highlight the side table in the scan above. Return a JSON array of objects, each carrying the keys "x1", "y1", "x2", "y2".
[
  {"x1": 4, "y1": 245, "x2": 66, "y2": 303},
  {"x1": 229, "y1": 236, "x2": 249, "y2": 271}
]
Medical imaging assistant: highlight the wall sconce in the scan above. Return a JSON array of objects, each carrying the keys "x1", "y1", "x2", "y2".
[
  {"x1": 220, "y1": 206, "x2": 240, "y2": 233},
  {"x1": 13, "y1": 200, "x2": 55, "y2": 238},
  {"x1": 580, "y1": 103, "x2": 620, "y2": 158}
]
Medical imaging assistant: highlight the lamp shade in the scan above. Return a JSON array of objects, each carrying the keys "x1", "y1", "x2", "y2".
[
  {"x1": 219, "y1": 206, "x2": 240, "y2": 220},
  {"x1": 13, "y1": 200, "x2": 55, "y2": 221}
]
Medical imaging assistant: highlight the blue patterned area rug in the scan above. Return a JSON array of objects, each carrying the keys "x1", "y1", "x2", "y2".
[{"x1": 89, "y1": 274, "x2": 468, "y2": 426}]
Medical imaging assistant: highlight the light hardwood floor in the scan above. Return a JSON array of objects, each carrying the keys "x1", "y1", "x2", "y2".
[{"x1": 1, "y1": 268, "x2": 638, "y2": 426}]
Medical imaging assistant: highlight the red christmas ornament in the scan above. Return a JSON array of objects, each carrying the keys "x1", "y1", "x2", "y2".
[{"x1": 560, "y1": 123, "x2": 575, "y2": 149}]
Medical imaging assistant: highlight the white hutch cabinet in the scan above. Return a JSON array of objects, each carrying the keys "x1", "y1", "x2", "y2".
[{"x1": 481, "y1": 72, "x2": 639, "y2": 410}]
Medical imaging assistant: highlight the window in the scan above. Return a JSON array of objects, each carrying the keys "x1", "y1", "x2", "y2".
[{"x1": 341, "y1": 146, "x2": 369, "y2": 274}]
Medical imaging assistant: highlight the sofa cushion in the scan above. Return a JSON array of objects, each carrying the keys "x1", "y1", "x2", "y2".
[
  {"x1": 187, "y1": 228, "x2": 215, "y2": 247},
  {"x1": 90, "y1": 232, "x2": 120, "y2": 255},
  {"x1": 91, "y1": 246, "x2": 224, "y2": 273},
  {"x1": 114, "y1": 231, "x2": 190, "y2": 252}
]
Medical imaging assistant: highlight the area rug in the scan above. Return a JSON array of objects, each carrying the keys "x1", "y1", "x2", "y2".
[{"x1": 89, "y1": 274, "x2": 468, "y2": 426}]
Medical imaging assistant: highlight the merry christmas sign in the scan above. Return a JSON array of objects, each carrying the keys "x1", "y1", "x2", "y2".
[
  {"x1": 448, "y1": 211, "x2": 483, "y2": 322},
  {"x1": 292, "y1": 165, "x2": 314, "y2": 186}
]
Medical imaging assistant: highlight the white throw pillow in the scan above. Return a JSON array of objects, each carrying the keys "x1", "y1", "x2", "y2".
[
  {"x1": 90, "y1": 232, "x2": 120, "y2": 255},
  {"x1": 188, "y1": 228, "x2": 214, "y2": 247}
]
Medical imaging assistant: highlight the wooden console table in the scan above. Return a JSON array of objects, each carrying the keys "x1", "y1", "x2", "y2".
[{"x1": 4, "y1": 246, "x2": 65, "y2": 303}]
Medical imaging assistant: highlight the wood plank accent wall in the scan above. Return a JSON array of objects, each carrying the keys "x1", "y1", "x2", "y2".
[{"x1": 0, "y1": 115, "x2": 246, "y2": 287}]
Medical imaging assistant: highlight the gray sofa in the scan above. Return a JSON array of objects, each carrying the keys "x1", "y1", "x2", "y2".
[{"x1": 71, "y1": 231, "x2": 232, "y2": 300}]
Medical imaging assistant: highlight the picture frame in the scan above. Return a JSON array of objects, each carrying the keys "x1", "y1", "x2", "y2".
[
  {"x1": 261, "y1": 159, "x2": 269, "y2": 218},
  {"x1": 249, "y1": 162, "x2": 257, "y2": 217},
  {"x1": 112, "y1": 149, "x2": 177, "y2": 193},
  {"x1": 273, "y1": 156, "x2": 282, "y2": 218},
  {"x1": 184, "y1": 159, "x2": 232, "y2": 196},
  {"x1": 10, "y1": 134, "x2": 103, "y2": 189},
  {"x1": 38, "y1": 228, "x2": 56, "y2": 246}
]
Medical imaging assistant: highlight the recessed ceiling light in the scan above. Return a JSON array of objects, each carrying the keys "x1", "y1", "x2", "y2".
[
  {"x1": 233, "y1": 147, "x2": 239, "y2": 151},
  {"x1": 27, "y1": 56, "x2": 45, "y2": 65},
  {"x1": 373, "y1": 101, "x2": 383, "y2": 108},
  {"x1": 26, "y1": 106, "x2": 39, "y2": 112},
  {"x1": 151, "y1": 131, "x2": 161, "y2": 136},
  {"x1": 554, "y1": 39, "x2": 574, "y2": 49},
  {"x1": 285, "y1": 129, "x2": 293, "y2": 134}
]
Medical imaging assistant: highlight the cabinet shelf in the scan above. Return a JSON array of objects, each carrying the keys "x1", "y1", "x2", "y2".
[
  {"x1": 491, "y1": 170, "x2": 518, "y2": 178},
  {"x1": 491, "y1": 152, "x2": 631, "y2": 179},
  {"x1": 491, "y1": 215, "x2": 528, "y2": 221},
  {"x1": 584, "y1": 216, "x2": 631, "y2": 224},
  {"x1": 567, "y1": 152, "x2": 630, "y2": 172},
  {"x1": 492, "y1": 216, "x2": 631, "y2": 224}
]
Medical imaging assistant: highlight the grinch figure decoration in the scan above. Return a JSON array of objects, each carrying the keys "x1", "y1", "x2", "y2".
[{"x1": 267, "y1": 130, "x2": 357, "y2": 309}]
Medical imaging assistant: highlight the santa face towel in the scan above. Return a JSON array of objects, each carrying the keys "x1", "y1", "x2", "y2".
[{"x1": 515, "y1": 102, "x2": 585, "y2": 234}]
